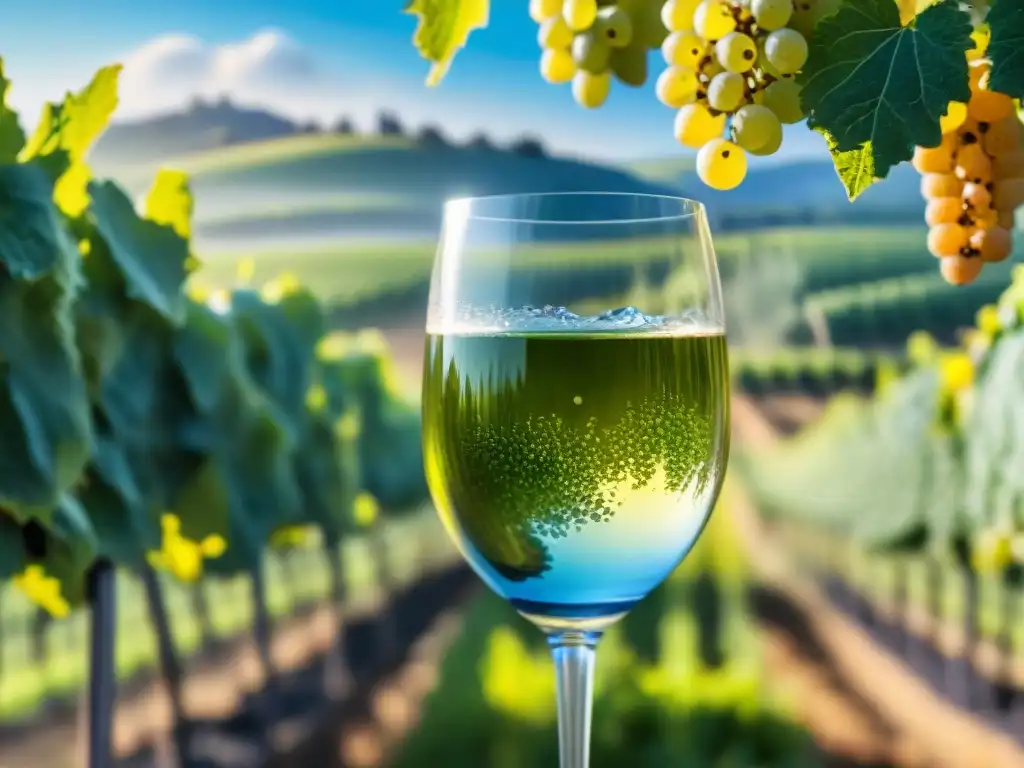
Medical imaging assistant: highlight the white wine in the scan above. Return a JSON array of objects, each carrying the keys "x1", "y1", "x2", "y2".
[{"x1": 423, "y1": 310, "x2": 729, "y2": 624}]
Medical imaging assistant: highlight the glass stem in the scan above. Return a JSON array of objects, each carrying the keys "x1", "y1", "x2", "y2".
[{"x1": 549, "y1": 630, "x2": 601, "y2": 768}]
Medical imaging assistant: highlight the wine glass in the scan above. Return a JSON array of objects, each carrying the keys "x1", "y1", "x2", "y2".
[{"x1": 421, "y1": 192, "x2": 730, "y2": 767}]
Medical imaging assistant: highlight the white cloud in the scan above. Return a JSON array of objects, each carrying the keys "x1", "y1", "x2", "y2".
[{"x1": 116, "y1": 28, "x2": 333, "y2": 121}]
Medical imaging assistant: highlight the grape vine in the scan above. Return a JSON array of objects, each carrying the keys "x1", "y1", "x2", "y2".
[{"x1": 408, "y1": 0, "x2": 1024, "y2": 286}]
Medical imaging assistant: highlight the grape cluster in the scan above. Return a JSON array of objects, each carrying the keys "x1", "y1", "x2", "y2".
[
  {"x1": 660, "y1": 0, "x2": 810, "y2": 190},
  {"x1": 914, "y1": 58, "x2": 1022, "y2": 286},
  {"x1": 531, "y1": 0, "x2": 668, "y2": 110}
]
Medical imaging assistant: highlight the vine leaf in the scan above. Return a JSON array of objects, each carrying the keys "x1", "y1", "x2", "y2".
[
  {"x1": 19, "y1": 65, "x2": 120, "y2": 217},
  {"x1": 89, "y1": 180, "x2": 190, "y2": 323},
  {"x1": 987, "y1": 0, "x2": 1024, "y2": 99},
  {"x1": 817, "y1": 128, "x2": 877, "y2": 201},
  {"x1": 405, "y1": 0, "x2": 489, "y2": 86},
  {"x1": 0, "y1": 163, "x2": 79, "y2": 279},
  {"x1": 800, "y1": 0, "x2": 972, "y2": 194},
  {"x1": 0, "y1": 59, "x2": 25, "y2": 162}
]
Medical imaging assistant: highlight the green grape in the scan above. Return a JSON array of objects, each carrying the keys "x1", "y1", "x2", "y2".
[
  {"x1": 573, "y1": 31, "x2": 613, "y2": 72},
  {"x1": 564, "y1": 0, "x2": 599, "y2": 30},
  {"x1": 756, "y1": 38, "x2": 783, "y2": 78},
  {"x1": 573, "y1": 69, "x2": 613, "y2": 107},
  {"x1": 693, "y1": 0, "x2": 737, "y2": 41},
  {"x1": 530, "y1": 0, "x2": 564, "y2": 23},
  {"x1": 538, "y1": 16, "x2": 574, "y2": 50},
  {"x1": 675, "y1": 102, "x2": 726, "y2": 148},
  {"x1": 610, "y1": 39, "x2": 649, "y2": 86},
  {"x1": 715, "y1": 31, "x2": 756, "y2": 74},
  {"x1": 656, "y1": 66, "x2": 700, "y2": 108},
  {"x1": 662, "y1": 31, "x2": 707, "y2": 69},
  {"x1": 731, "y1": 103, "x2": 782, "y2": 153},
  {"x1": 541, "y1": 48, "x2": 578, "y2": 83},
  {"x1": 764, "y1": 29, "x2": 808, "y2": 75},
  {"x1": 707, "y1": 71, "x2": 746, "y2": 112},
  {"x1": 761, "y1": 79, "x2": 804, "y2": 123},
  {"x1": 789, "y1": 0, "x2": 840, "y2": 39},
  {"x1": 661, "y1": 0, "x2": 699, "y2": 32},
  {"x1": 751, "y1": 0, "x2": 792, "y2": 31},
  {"x1": 748, "y1": 120, "x2": 783, "y2": 155},
  {"x1": 595, "y1": 6, "x2": 634, "y2": 48},
  {"x1": 697, "y1": 138, "x2": 747, "y2": 190}
]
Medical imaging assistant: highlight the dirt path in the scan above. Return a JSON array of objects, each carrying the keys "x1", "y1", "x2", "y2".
[{"x1": 731, "y1": 396, "x2": 1024, "y2": 768}]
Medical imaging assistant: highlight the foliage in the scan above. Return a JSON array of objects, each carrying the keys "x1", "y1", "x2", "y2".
[
  {"x1": 405, "y1": 0, "x2": 490, "y2": 86},
  {"x1": 0, "y1": 60, "x2": 430, "y2": 615},
  {"x1": 731, "y1": 347, "x2": 898, "y2": 397}
]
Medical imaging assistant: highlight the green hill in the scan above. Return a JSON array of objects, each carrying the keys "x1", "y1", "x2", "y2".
[{"x1": 96, "y1": 133, "x2": 680, "y2": 257}]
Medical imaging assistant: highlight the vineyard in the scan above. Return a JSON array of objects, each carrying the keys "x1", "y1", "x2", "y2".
[{"x1": 3, "y1": 1, "x2": 1024, "y2": 768}]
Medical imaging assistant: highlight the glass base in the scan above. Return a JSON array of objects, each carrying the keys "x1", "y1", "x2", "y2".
[{"x1": 512, "y1": 597, "x2": 634, "y2": 634}]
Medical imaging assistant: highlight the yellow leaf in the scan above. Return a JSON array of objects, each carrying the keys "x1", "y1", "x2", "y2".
[
  {"x1": 53, "y1": 161, "x2": 92, "y2": 218},
  {"x1": 405, "y1": 0, "x2": 490, "y2": 86},
  {"x1": 145, "y1": 169, "x2": 193, "y2": 240},
  {"x1": 354, "y1": 492, "x2": 380, "y2": 527},
  {"x1": 939, "y1": 352, "x2": 974, "y2": 392},
  {"x1": 200, "y1": 534, "x2": 227, "y2": 558}
]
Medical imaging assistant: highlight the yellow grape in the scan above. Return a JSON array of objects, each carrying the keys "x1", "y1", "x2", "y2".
[
  {"x1": 572, "y1": 70, "x2": 612, "y2": 108},
  {"x1": 663, "y1": 31, "x2": 708, "y2": 69},
  {"x1": 925, "y1": 198, "x2": 964, "y2": 227},
  {"x1": 955, "y1": 142, "x2": 993, "y2": 182},
  {"x1": 707, "y1": 71, "x2": 746, "y2": 112},
  {"x1": 971, "y1": 226, "x2": 1013, "y2": 263},
  {"x1": 940, "y1": 101, "x2": 967, "y2": 134},
  {"x1": 969, "y1": 89, "x2": 1015, "y2": 123},
  {"x1": 694, "y1": 0, "x2": 737, "y2": 41},
  {"x1": 661, "y1": 0, "x2": 700, "y2": 32},
  {"x1": 540, "y1": 48, "x2": 577, "y2": 83},
  {"x1": 563, "y1": 0, "x2": 598, "y2": 31},
  {"x1": 940, "y1": 255, "x2": 983, "y2": 285},
  {"x1": 993, "y1": 151, "x2": 1024, "y2": 179},
  {"x1": 530, "y1": 0, "x2": 563, "y2": 23},
  {"x1": 927, "y1": 223, "x2": 969, "y2": 257},
  {"x1": 674, "y1": 102, "x2": 726, "y2": 149},
  {"x1": 656, "y1": 66, "x2": 700, "y2": 108},
  {"x1": 920, "y1": 173, "x2": 964, "y2": 199},
  {"x1": 697, "y1": 138, "x2": 747, "y2": 190},
  {"x1": 973, "y1": 207, "x2": 998, "y2": 229},
  {"x1": 994, "y1": 178, "x2": 1024, "y2": 211},
  {"x1": 963, "y1": 181, "x2": 993, "y2": 211},
  {"x1": 912, "y1": 142, "x2": 954, "y2": 174},
  {"x1": 716, "y1": 32, "x2": 757, "y2": 74},
  {"x1": 538, "y1": 16, "x2": 574, "y2": 50},
  {"x1": 983, "y1": 116, "x2": 1023, "y2": 157},
  {"x1": 958, "y1": 117, "x2": 981, "y2": 144}
]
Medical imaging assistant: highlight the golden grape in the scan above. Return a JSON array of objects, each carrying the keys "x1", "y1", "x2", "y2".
[
  {"x1": 662, "y1": 0, "x2": 700, "y2": 32},
  {"x1": 663, "y1": 31, "x2": 708, "y2": 69},
  {"x1": 940, "y1": 255, "x2": 983, "y2": 285},
  {"x1": 538, "y1": 16, "x2": 574, "y2": 50},
  {"x1": 963, "y1": 181, "x2": 993, "y2": 211},
  {"x1": 541, "y1": 48, "x2": 577, "y2": 83},
  {"x1": 995, "y1": 178, "x2": 1024, "y2": 211},
  {"x1": 674, "y1": 103, "x2": 726, "y2": 148},
  {"x1": 971, "y1": 226, "x2": 1013, "y2": 263},
  {"x1": 572, "y1": 70, "x2": 612, "y2": 108},
  {"x1": 912, "y1": 142, "x2": 954, "y2": 174},
  {"x1": 656, "y1": 67, "x2": 699, "y2": 108},
  {"x1": 968, "y1": 89, "x2": 1015, "y2": 123},
  {"x1": 983, "y1": 116, "x2": 1023, "y2": 157},
  {"x1": 940, "y1": 101, "x2": 967, "y2": 134},
  {"x1": 927, "y1": 223, "x2": 969, "y2": 258},
  {"x1": 994, "y1": 151, "x2": 1024, "y2": 179},
  {"x1": 921, "y1": 173, "x2": 964, "y2": 199},
  {"x1": 563, "y1": 0, "x2": 599, "y2": 31},
  {"x1": 955, "y1": 142, "x2": 993, "y2": 183},
  {"x1": 530, "y1": 0, "x2": 563, "y2": 23},
  {"x1": 925, "y1": 198, "x2": 964, "y2": 227}
]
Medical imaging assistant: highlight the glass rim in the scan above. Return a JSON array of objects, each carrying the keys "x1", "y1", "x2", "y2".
[{"x1": 443, "y1": 191, "x2": 707, "y2": 226}]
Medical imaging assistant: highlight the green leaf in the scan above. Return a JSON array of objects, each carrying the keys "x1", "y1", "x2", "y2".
[
  {"x1": 43, "y1": 494, "x2": 98, "y2": 606},
  {"x1": 173, "y1": 300, "x2": 234, "y2": 415},
  {"x1": 0, "y1": 59, "x2": 26, "y2": 162},
  {"x1": 987, "y1": 0, "x2": 1024, "y2": 99},
  {"x1": 0, "y1": 513, "x2": 26, "y2": 580},
  {"x1": 800, "y1": 0, "x2": 973, "y2": 183},
  {"x1": 0, "y1": 162, "x2": 79, "y2": 279},
  {"x1": 173, "y1": 458, "x2": 230, "y2": 544},
  {"x1": 817, "y1": 128, "x2": 877, "y2": 201},
  {"x1": 81, "y1": 437, "x2": 158, "y2": 567},
  {"x1": 88, "y1": 180, "x2": 190, "y2": 323},
  {"x1": 405, "y1": 0, "x2": 489, "y2": 86}
]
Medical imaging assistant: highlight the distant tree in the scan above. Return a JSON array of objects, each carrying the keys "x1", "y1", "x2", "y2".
[
  {"x1": 334, "y1": 117, "x2": 356, "y2": 135},
  {"x1": 299, "y1": 120, "x2": 322, "y2": 134},
  {"x1": 417, "y1": 124, "x2": 449, "y2": 149},
  {"x1": 466, "y1": 132, "x2": 495, "y2": 151},
  {"x1": 377, "y1": 111, "x2": 405, "y2": 136},
  {"x1": 509, "y1": 135, "x2": 547, "y2": 158}
]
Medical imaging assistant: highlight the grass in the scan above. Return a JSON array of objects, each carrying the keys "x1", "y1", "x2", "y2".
[{"x1": 0, "y1": 511, "x2": 454, "y2": 720}]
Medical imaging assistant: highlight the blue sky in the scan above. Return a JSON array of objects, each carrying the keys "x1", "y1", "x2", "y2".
[{"x1": 0, "y1": 1, "x2": 829, "y2": 164}]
